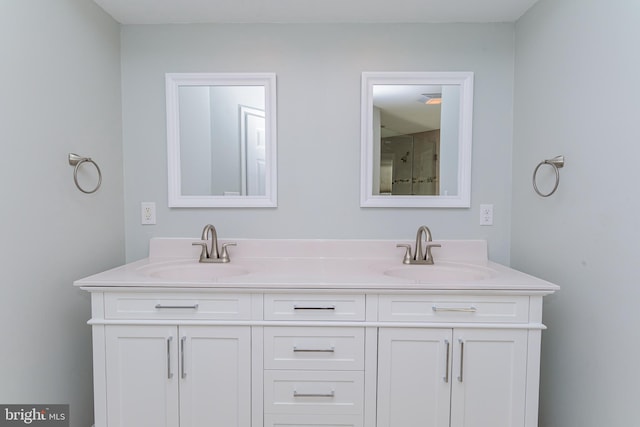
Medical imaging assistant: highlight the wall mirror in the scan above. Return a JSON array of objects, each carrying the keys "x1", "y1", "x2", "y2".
[
  {"x1": 166, "y1": 73, "x2": 277, "y2": 207},
  {"x1": 360, "y1": 71, "x2": 474, "y2": 208}
]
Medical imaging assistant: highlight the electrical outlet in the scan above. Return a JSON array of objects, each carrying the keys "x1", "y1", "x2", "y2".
[
  {"x1": 480, "y1": 204, "x2": 493, "y2": 226},
  {"x1": 141, "y1": 202, "x2": 156, "y2": 225}
]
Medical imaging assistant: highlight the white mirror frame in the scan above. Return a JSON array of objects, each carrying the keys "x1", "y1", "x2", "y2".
[
  {"x1": 360, "y1": 71, "x2": 474, "y2": 208},
  {"x1": 166, "y1": 72, "x2": 277, "y2": 208}
]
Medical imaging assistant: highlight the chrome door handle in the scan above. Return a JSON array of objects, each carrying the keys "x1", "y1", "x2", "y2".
[
  {"x1": 443, "y1": 339, "x2": 450, "y2": 383},
  {"x1": 457, "y1": 339, "x2": 465, "y2": 382},
  {"x1": 181, "y1": 336, "x2": 187, "y2": 379},
  {"x1": 167, "y1": 337, "x2": 173, "y2": 379}
]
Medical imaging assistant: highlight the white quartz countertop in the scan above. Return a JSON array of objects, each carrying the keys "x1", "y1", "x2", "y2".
[{"x1": 74, "y1": 238, "x2": 559, "y2": 293}]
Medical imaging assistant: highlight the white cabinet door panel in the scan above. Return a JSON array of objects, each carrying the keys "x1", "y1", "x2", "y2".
[
  {"x1": 377, "y1": 328, "x2": 452, "y2": 427},
  {"x1": 179, "y1": 326, "x2": 251, "y2": 427},
  {"x1": 105, "y1": 325, "x2": 179, "y2": 427},
  {"x1": 450, "y1": 329, "x2": 528, "y2": 427}
]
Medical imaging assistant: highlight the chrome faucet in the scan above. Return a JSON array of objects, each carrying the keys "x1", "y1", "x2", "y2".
[
  {"x1": 397, "y1": 225, "x2": 441, "y2": 265},
  {"x1": 192, "y1": 224, "x2": 236, "y2": 263}
]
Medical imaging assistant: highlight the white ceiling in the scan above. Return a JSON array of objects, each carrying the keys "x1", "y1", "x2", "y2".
[{"x1": 93, "y1": 0, "x2": 540, "y2": 24}]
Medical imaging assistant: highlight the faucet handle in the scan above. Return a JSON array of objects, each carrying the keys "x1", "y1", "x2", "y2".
[
  {"x1": 424, "y1": 243, "x2": 442, "y2": 264},
  {"x1": 396, "y1": 244, "x2": 413, "y2": 265},
  {"x1": 192, "y1": 241, "x2": 209, "y2": 261},
  {"x1": 219, "y1": 242, "x2": 237, "y2": 263}
]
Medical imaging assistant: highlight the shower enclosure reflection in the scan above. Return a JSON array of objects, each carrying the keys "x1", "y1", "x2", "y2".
[
  {"x1": 373, "y1": 84, "x2": 460, "y2": 197},
  {"x1": 379, "y1": 130, "x2": 440, "y2": 196}
]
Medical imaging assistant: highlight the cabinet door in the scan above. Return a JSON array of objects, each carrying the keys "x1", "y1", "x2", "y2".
[
  {"x1": 105, "y1": 325, "x2": 179, "y2": 427},
  {"x1": 377, "y1": 328, "x2": 452, "y2": 427},
  {"x1": 179, "y1": 325, "x2": 251, "y2": 427},
  {"x1": 450, "y1": 329, "x2": 528, "y2": 427}
]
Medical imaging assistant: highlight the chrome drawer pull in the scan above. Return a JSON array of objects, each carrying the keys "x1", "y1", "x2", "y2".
[
  {"x1": 293, "y1": 345, "x2": 335, "y2": 353},
  {"x1": 293, "y1": 390, "x2": 335, "y2": 398},
  {"x1": 432, "y1": 305, "x2": 477, "y2": 313},
  {"x1": 155, "y1": 304, "x2": 199, "y2": 310},
  {"x1": 293, "y1": 305, "x2": 336, "y2": 310}
]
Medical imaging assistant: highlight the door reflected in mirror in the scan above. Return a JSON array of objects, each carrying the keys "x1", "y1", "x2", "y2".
[
  {"x1": 166, "y1": 73, "x2": 277, "y2": 208},
  {"x1": 361, "y1": 72, "x2": 473, "y2": 208}
]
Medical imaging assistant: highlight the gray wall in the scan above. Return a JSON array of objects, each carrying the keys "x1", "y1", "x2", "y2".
[
  {"x1": 0, "y1": 1, "x2": 124, "y2": 426},
  {"x1": 121, "y1": 23, "x2": 516, "y2": 263},
  {"x1": 513, "y1": 0, "x2": 640, "y2": 425},
  {"x1": 10, "y1": 3, "x2": 634, "y2": 424}
]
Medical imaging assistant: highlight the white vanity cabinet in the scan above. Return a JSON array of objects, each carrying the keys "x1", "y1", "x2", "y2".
[
  {"x1": 91, "y1": 292, "x2": 252, "y2": 427},
  {"x1": 86, "y1": 289, "x2": 547, "y2": 427},
  {"x1": 377, "y1": 328, "x2": 528, "y2": 427},
  {"x1": 104, "y1": 325, "x2": 251, "y2": 427},
  {"x1": 376, "y1": 294, "x2": 537, "y2": 427},
  {"x1": 79, "y1": 239, "x2": 556, "y2": 427}
]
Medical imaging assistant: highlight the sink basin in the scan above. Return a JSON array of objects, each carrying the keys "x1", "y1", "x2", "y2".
[
  {"x1": 139, "y1": 261, "x2": 251, "y2": 281},
  {"x1": 383, "y1": 263, "x2": 495, "y2": 283}
]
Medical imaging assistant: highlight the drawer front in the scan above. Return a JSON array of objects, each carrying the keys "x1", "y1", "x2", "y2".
[
  {"x1": 264, "y1": 327, "x2": 365, "y2": 371},
  {"x1": 104, "y1": 292, "x2": 251, "y2": 320},
  {"x1": 264, "y1": 294, "x2": 365, "y2": 321},
  {"x1": 264, "y1": 370, "x2": 364, "y2": 415},
  {"x1": 378, "y1": 295, "x2": 529, "y2": 323},
  {"x1": 264, "y1": 414, "x2": 363, "y2": 427}
]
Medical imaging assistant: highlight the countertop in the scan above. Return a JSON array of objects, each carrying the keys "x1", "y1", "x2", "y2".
[{"x1": 74, "y1": 239, "x2": 559, "y2": 293}]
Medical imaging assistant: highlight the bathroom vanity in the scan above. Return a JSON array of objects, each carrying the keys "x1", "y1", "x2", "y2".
[{"x1": 75, "y1": 238, "x2": 558, "y2": 427}]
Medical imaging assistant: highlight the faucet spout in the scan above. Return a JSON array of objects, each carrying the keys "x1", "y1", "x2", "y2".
[
  {"x1": 414, "y1": 225, "x2": 433, "y2": 262},
  {"x1": 201, "y1": 224, "x2": 219, "y2": 260}
]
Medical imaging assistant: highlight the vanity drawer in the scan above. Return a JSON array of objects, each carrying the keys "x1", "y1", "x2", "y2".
[
  {"x1": 103, "y1": 292, "x2": 251, "y2": 320},
  {"x1": 264, "y1": 294, "x2": 365, "y2": 321},
  {"x1": 378, "y1": 295, "x2": 529, "y2": 323},
  {"x1": 264, "y1": 370, "x2": 364, "y2": 415},
  {"x1": 264, "y1": 327, "x2": 365, "y2": 371}
]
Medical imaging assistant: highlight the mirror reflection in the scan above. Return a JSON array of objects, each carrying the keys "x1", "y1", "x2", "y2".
[
  {"x1": 374, "y1": 84, "x2": 460, "y2": 196},
  {"x1": 179, "y1": 85, "x2": 266, "y2": 196},
  {"x1": 361, "y1": 72, "x2": 473, "y2": 208},
  {"x1": 166, "y1": 73, "x2": 277, "y2": 208}
]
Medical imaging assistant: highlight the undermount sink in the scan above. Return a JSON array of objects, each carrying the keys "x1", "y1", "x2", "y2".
[
  {"x1": 139, "y1": 261, "x2": 251, "y2": 281},
  {"x1": 383, "y1": 262, "x2": 495, "y2": 283}
]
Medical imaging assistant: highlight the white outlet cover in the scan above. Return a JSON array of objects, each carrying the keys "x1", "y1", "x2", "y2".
[
  {"x1": 141, "y1": 202, "x2": 156, "y2": 225},
  {"x1": 479, "y1": 204, "x2": 493, "y2": 226}
]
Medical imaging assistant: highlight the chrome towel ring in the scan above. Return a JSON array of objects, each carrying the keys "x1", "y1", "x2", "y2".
[
  {"x1": 68, "y1": 153, "x2": 102, "y2": 194},
  {"x1": 533, "y1": 155, "x2": 564, "y2": 197}
]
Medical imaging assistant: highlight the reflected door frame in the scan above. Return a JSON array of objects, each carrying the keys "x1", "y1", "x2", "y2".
[{"x1": 240, "y1": 105, "x2": 266, "y2": 196}]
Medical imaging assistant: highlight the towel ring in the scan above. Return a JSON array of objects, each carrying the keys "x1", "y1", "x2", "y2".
[
  {"x1": 68, "y1": 153, "x2": 102, "y2": 194},
  {"x1": 533, "y1": 155, "x2": 564, "y2": 197}
]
